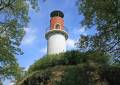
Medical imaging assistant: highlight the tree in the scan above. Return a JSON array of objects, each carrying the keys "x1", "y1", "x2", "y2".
[
  {"x1": 0, "y1": 0, "x2": 39, "y2": 81},
  {"x1": 76, "y1": 0, "x2": 120, "y2": 62}
]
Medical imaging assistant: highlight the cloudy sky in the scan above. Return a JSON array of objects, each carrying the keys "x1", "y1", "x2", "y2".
[
  {"x1": 16, "y1": 0, "x2": 97, "y2": 69},
  {"x1": 4, "y1": 0, "x2": 97, "y2": 84}
]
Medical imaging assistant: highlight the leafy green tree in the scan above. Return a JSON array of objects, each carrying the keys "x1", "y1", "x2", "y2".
[
  {"x1": 76, "y1": 0, "x2": 120, "y2": 62},
  {"x1": 0, "y1": 0, "x2": 39, "y2": 81}
]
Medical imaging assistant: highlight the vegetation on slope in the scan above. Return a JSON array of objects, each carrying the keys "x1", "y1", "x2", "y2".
[{"x1": 16, "y1": 50, "x2": 120, "y2": 85}]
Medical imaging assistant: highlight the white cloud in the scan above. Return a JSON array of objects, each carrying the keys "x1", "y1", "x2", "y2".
[
  {"x1": 40, "y1": 47, "x2": 47, "y2": 54},
  {"x1": 67, "y1": 39, "x2": 76, "y2": 49},
  {"x1": 24, "y1": 66, "x2": 29, "y2": 71},
  {"x1": 22, "y1": 35, "x2": 36, "y2": 45},
  {"x1": 78, "y1": 26, "x2": 86, "y2": 33},
  {"x1": 22, "y1": 28, "x2": 37, "y2": 45},
  {"x1": 8, "y1": 81, "x2": 15, "y2": 85},
  {"x1": 73, "y1": 26, "x2": 87, "y2": 36}
]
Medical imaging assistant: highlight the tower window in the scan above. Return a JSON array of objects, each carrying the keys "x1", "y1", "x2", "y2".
[{"x1": 55, "y1": 24, "x2": 60, "y2": 29}]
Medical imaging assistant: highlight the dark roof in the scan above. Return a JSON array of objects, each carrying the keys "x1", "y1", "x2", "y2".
[{"x1": 50, "y1": 10, "x2": 64, "y2": 18}]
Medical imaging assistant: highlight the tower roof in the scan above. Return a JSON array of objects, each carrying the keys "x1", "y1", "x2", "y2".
[{"x1": 50, "y1": 10, "x2": 64, "y2": 18}]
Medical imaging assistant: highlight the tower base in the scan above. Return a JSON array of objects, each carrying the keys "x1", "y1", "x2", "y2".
[{"x1": 45, "y1": 29, "x2": 68, "y2": 54}]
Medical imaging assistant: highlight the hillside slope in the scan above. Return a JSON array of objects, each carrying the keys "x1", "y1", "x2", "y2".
[{"x1": 17, "y1": 51, "x2": 120, "y2": 85}]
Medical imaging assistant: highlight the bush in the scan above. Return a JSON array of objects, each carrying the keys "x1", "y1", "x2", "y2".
[
  {"x1": 28, "y1": 50, "x2": 109, "y2": 73},
  {"x1": 101, "y1": 65, "x2": 120, "y2": 85},
  {"x1": 17, "y1": 50, "x2": 112, "y2": 85}
]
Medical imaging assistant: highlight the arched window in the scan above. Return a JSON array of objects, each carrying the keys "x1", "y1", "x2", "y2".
[{"x1": 55, "y1": 24, "x2": 60, "y2": 29}]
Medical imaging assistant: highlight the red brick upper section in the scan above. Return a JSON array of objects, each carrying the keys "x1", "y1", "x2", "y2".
[{"x1": 50, "y1": 16, "x2": 64, "y2": 30}]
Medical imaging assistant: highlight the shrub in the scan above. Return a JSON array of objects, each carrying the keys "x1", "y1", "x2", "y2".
[
  {"x1": 17, "y1": 50, "x2": 112, "y2": 85},
  {"x1": 28, "y1": 50, "x2": 109, "y2": 73}
]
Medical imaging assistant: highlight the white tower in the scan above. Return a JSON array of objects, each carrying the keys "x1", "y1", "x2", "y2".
[{"x1": 45, "y1": 10, "x2": 68, "y2": 55}]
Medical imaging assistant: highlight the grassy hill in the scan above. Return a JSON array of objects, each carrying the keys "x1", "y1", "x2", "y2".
[{"x1": 16, "y1": 50, "x2": 120, "y2": 85}]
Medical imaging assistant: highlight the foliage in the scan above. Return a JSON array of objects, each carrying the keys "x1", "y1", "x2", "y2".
[
  {"x1": 28, "y1": 51, "x2": 82, "y2": 72},
  {"x1": 56, "y1": 65, "x2": 104, "y2": 85},
  {"x1": 16, "y1": 70, "x2": 51, "y2": 85},
  {"x1": 28, "y1": 50, "x2": 109, "y2": 73},
  {"x1": 17, "y1": 50, "x2": 113, "y2": 85},
  {"x1": 76, "y1": 0, "x2": 120, "y2": 62},
  {"x1": 0, "y1": 0, "x2": 39, "y2": 81},
  {"x1": 56, "y1": 64, "x2": 120, "y2": 85},
  {"x1": 101, "y1": 65, "x2": 120, "y2": 85}
]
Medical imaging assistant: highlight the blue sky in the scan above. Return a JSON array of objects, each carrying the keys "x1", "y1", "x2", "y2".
[
  {"x1": 4, "y1": 0, "x2": 96, "y2": 84},
  {"x1": 17, "y1": 0, "x2": 88, "y2": 69},
  {"x1": 17, "y1": 0, "x2": 97, "y2": 69}
]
